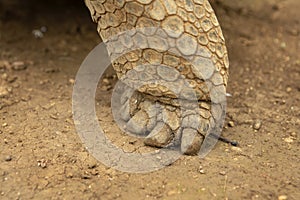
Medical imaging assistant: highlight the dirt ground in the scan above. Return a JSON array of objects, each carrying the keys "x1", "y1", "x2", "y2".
[{"x1": 0, "y1": 0, "x2": 299, "y2": 199}]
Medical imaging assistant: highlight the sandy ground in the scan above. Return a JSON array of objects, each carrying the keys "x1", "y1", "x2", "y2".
[{"x1": 0, "y1": 0, "x2": 299, "y2": 199}]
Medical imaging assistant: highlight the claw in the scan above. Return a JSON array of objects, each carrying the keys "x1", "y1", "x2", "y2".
[
  {"x1": 126, "y1": 110, "x2": 148, "y2": 135},
  {"x1": 209, "y1": 133, "x2": 238, "y2": 146},
  {"x1": 181, "y1": 128, "x2": 203, "y2": 155},
  {"x1": 144, "y1": 123, "x2": 173, "y2": 148},
  {"x1": 118, "y1": 101, "x2": 131, "y2": 122}
]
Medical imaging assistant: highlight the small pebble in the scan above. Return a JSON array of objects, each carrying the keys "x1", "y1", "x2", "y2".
[
  {"x1": 37, "y1": 159, "x2": 47, "y2": 168},
  {"x1": 69, "y1": 79, "x2": 75, "y2": 84},
  {"x1": 284, "y1": 137, "x2": 293, "y2": 143},
  {"x1": 289, "y1": 29, "x2": 298, "y2": 36},
  {"x1": 50, "y1": 114, "x2": 58, "y2": 120},
  {"x1": 7, "y1": 76, "x2": 17, "y2": 83},
  {"x1": 286, "y1": 87, "x2": 292, "y2": 93},
  {"x1": 66, "y1": 173, "x2": 73, "y2": 178},
  {"x1": 102, "y1": 78, "x2": 110, "y2": 85},
  {"x1": 219, "y1": 171, "x2": 226, "y2": 176},
  {"x1": 1, "y1": 73, "x2": 8, "y2": 80},
  {"x1": 45, "y1": 68, "x2": 59, "y2": 73},
  {"x1": 231, "y1": 146, "x2": 242, "y2": 152},
  {"x1": 100, "y1": 85, "x2": 112, "y2": 91},
  {"x1": 0, "y1": 86, "x2": 9, "y2": 98},
  {"x1": 253, "y1": 120, "x2": 262, "y2": 130},
  {"x1": 2, "y1": 123, "x2": 8, "y2": 127},
  {"x1": 12, "y1": 61, "x2": 27, "y2": 71},
  {"x1": 228, "y1": 121, "x2": 235, "y2": 127},
  {"x1": 81, "y1": 173, "x2": 91, "y2": 179},
  {"x1": 87, "y1": 161, "x2": 97, "y2": 169},
  {"x1": 290, "y1": 132, "x2": 296, "y2": 137},
  {"x1": 278, "y1": 195, "x2": 288, "y2": 200},
  {"x1": 32, "y1": 29, "x2": 44, "y2": 38},
  {"x1": 4, "y1": 155, "x2": 12, "y2": 162},
  {"x1": 167, "y1": 190, "x2": 177, "y2": 196},
  {"x1": 280, "y1": 42, "x2": 286, "y2": 49},
  {"x1": 199, "y1": 169, "x2": 205, "y2": 174}
]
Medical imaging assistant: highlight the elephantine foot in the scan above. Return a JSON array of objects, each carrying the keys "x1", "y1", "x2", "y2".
[{"x1": 113, "y1": 82, "x2": 214, "y2": 155}]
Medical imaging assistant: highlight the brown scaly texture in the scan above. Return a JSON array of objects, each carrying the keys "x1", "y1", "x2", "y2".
[{"x1": 85, "y1": 0, "x2": 229, "y2": 154}]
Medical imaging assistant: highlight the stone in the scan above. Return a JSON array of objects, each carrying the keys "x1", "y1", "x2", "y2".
[
  {"x1": 219, "y1": 171, "x2": 226, "y2": 176},
  {"x1": 12, "y1": 61, "x2": 27, "y2": 71},
  {"x1": 290, "y1": 132, "x2": 296, "y2": 137},
  {"x1": 253, "y1": 120, "x2": 262, "y2": 130},
  {"x1": 228, "y1": 121, "x2": 235, "y2": 127},
  {"x1": 286, "y1": 87, "x2": 292, "y2": 93},
  {"x1": 4, "y1": 155, "x2": 12, "y2": 162},
  {"x1": 283, "y1": 137, "x2": 294, "y2": 143},
  {"x1": 167, "y1": 190, "x2": 177, "y2": 196},
  {"x1": 0, "y1": 86, "x2": 9, "y2": 98},
  {"x1": 278, "y1": 195, "x2": 288, "y2": 200}
]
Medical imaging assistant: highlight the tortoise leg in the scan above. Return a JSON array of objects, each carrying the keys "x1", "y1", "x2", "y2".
[{"x1": 85, "y1": 0, "x2": 229, "y2": 155}]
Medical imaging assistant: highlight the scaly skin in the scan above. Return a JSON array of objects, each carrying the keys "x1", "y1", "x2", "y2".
[{"x1": 85, "y1": 0, "x2": 229, "y2": 155}]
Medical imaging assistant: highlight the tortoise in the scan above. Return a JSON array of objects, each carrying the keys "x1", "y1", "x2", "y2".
[{"x1": 84, "y1": 0, "x2": 235, "y2": 155}]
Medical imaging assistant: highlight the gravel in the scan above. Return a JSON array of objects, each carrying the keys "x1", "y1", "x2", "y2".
[
  {"x1": 253, "y1": 120, "x2": 262, "y2": 130},
  {"x1": 4, "y1": 155, "x2": 12, "y2": 162}
]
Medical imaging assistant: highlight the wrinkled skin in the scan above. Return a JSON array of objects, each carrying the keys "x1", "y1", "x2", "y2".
[{"x1": 85, "y1": 0, "x2": 229, "y2": 155}]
